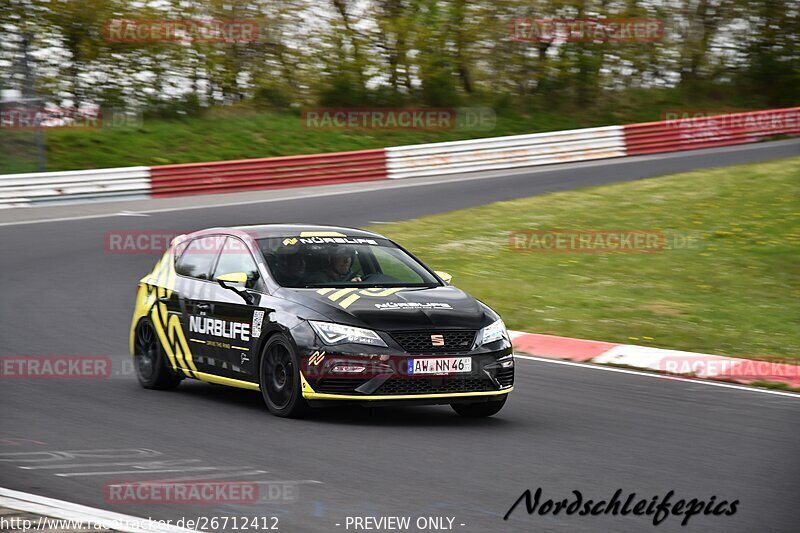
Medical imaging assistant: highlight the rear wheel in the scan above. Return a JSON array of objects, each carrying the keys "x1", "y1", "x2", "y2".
[
  {"x1": 134, "y1": 320, "x2": 181, "y2": 390},
  {"x1": 451, "y1": 396, "x2": 507, "y2": 418},
  {"x1": 259, "y1": 334, "x2": 309, "y2": 418}
]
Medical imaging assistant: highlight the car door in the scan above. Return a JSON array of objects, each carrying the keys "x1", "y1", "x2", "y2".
[
  {"x1": 206, "y1": 236, "x2": 265, "y2": 381},
  {"x1": 173, "y1": 234, "x2": 227, "y2": 376}
]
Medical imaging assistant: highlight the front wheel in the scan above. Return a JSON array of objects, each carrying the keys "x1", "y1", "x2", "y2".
[
  {"x1": 259, "y1": 334, "x2": 309, "y2": 418},
  {"x1": 451, "y1": 396, "x2": 507, "y2": 418}
]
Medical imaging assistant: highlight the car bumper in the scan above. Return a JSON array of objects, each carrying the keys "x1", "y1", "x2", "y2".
[
  {"x1": 304, "y1": 387, "x2": 512, "y2": 407},
  {"x1": 299, "y1": 349, "x2": 514, "y2": 405}
]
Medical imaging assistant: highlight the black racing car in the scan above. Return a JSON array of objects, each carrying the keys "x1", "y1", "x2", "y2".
[{"x1": 130, "y1": 224, "x2": 514, "y2": 417}]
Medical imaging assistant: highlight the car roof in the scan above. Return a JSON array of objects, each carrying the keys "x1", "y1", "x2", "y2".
[{"x1": 230, "y1": 224, "x2": 386, "y2": 240}]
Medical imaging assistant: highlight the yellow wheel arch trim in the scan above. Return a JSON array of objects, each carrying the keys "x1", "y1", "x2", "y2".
[{"x1": 299, "y1": 371, "x2": 512, "y2": 401}]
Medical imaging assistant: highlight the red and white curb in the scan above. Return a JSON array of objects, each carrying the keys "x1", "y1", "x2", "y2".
[{"x1": 509, "y1": 331, "x2": 800, "y2": 390}]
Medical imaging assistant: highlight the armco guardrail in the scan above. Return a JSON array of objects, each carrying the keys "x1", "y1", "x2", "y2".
[
  {"x1": 0, "y1": 166, "x2": 151, "y2": 208},
  {"x1": 149, "y1": 149, "x2": 387, "y2": 197},
  {"x1": 385, "y1": 125, "x2": 626, "y2": 179},
  {"x1": 624, "y1": 107, "x2": 800, "y2": 155},
  {"x1": 0, "y1": 107, "x2": 796, "y2": 208}
]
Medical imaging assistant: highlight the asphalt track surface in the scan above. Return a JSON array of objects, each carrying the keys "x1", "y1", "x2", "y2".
[{"x1": 1, "y1": 140, "x2": 799, "y2": 533}]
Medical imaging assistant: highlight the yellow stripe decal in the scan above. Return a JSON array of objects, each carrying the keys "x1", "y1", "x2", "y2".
[
  {"x1": 300, "y1": 231, "x2": 347, "y2": 237},
  {"x1": 189, "y1": 339, "x2": 206, "y2": 344},
  {"x1": 338, "y1": 294, "x2": 361, "y2": 309},
  {"x1": 151, "y1": 310, "x2": 178, "y2": 370},
  {"x1": 316, "y1": 288, "x2": 336, "y2": 296},
  {"x1": 183, "y1": 349, "x2": 199, "y2": 373},
  {"x1": 303, "y1": 387, "x2": 513, "y2": 401},
  {"x1": 231, "y1": 346, "x2": 250, "y2": 352},
  {"x1": 328, "y1": 288, "x2": 358, "y2": 301},
  {"x1": 300, "y1": 371, "x2": 314, "y2": 393},
  {"x1": 168, "y1": 313, "x2": 195, "y2": 375},
  {"x1": 191, "y1": 371, "x2": 260, "y2": 391},
  {"x1": 131, "y1": 248, "x2": 198, "y2": 378},
  {"x1": 359, "y1": 287, "x2": 405, "y2": 297}
]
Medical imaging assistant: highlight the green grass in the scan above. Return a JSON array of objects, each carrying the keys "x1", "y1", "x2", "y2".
[
  {"x1": 367, "y1": 158, "x2": 800, "y2": 362},
  {"x1": 0, "y1": 87, "x2": 780, "y2": 173},
  {"x1": 4, "y1": 110, "x2": 596, "y2": 174}
]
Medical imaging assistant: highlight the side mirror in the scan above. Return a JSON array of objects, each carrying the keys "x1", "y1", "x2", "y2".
[
  {"x1": 435, "y1": 271, "x2": 453, "y2": 285},
  {"x1": 217, "y1": 272, "x2": 253, "y2": 304}
]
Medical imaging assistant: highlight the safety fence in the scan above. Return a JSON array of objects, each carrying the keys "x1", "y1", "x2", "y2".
[
  {"x1": 149, "y1": 149, "x2": 387, "y2": 198},
  {"x1": 1, "y1": 107, "x2": 796, "y2": 208},
  {"x1": 0, "y1": 166, "x2": 150, "y2": 208},
  {"x1": 623, "y1": 107, "x2": 800, "y2": 155},
  {"x1": 384, "y1": 125, "x2": 626, "y2": 179}
]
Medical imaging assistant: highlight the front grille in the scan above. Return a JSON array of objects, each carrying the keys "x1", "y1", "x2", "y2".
[
  {"x1": 376, "y1": 376, "x2": 494, "y2": 395},
  {"x1": 391, "y1": 330, "x2": 477, "y2": 354},
  {"x1": 495, "y1": 367, "x2": 514, "y2": 388},
  {"x1": 315, "y1": 378, "x2": 366, "y2": 394}
]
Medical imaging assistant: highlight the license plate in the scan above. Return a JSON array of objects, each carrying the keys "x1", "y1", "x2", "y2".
[{"x1": 408, "y1": 357, "x2": 472, "y2": 375}]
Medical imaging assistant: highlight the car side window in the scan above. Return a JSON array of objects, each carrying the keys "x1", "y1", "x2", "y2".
[
  {"x1": 213, "y1": 237, "x2": 260, "y2": 289},
  {"x1": 175, "y1": 236, "x2": 222, "y2": 280}
]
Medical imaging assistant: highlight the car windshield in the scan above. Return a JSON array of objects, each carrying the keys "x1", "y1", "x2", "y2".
[{"x1": 257, "y1": 236, "x2": 440, "y2": 288}]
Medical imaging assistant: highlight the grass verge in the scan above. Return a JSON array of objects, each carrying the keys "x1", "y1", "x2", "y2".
[{"x1": 0, "y1": 88, "x2": 777, "y2": 173}]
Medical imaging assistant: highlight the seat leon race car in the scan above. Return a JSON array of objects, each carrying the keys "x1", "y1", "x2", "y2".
[{"x1": 130, "y1": 224, "x2": 514, "y2": 417}]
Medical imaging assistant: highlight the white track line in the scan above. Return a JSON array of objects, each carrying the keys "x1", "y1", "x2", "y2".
[
  {"x1": 21, "y1": 459, "x2": 201, "y2": 470},
  {"x1": 55, "y1": 466, "x2": 221, "y2": 477},
  {"x1": 0, "y1": 165, "x2": 589, "y2": 227},
  {"x1": 515, "y1": 354, "x2": 800, "y2": 399},
  {"x1": 0, "y1": 486, "x2": 198, "y2": 532}
]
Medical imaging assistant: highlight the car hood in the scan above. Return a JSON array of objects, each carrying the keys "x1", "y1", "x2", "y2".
[{"x1": 276, "y1": 286, "x2": 491, "y2": 331}]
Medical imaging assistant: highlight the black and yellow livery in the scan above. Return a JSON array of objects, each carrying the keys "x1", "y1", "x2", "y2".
[{"x1": 130, "y1": 224, "x2": 514, "y2": 418}]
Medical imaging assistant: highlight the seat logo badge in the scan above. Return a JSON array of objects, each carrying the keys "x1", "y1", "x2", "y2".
[
  {"x1": 431, "y1": 334, "x2": 445, "y2": 347},
  {"x1": 241, "y1": 353, "x2": 250, "y2": 365},
  {"x1": 309, "y1": 351, "x2": 326, "y2": 365}
]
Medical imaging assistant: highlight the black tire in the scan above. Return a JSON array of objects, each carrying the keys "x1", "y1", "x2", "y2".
[
  {"x1": 259, "y1": 334, "x2": 309, "y2": 418},
  {"x1": 133, "y1": 319, "x2": 181, "y2": 390},
  {"x1": 451, "y1": 396, "x2": 507, "y2": 418}
]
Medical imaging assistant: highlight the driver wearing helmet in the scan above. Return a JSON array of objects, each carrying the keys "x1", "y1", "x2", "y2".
[{"x1": 312, "y1": 246, "x2": 362, "y2": 283}]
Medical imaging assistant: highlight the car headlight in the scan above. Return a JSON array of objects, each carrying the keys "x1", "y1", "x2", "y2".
[
  {"x1": 479, "y1": 318, "x2": 509, "y2": 346},
  {"x1": 309, "y1": 321, "x2": 388, "y2": 347}
]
